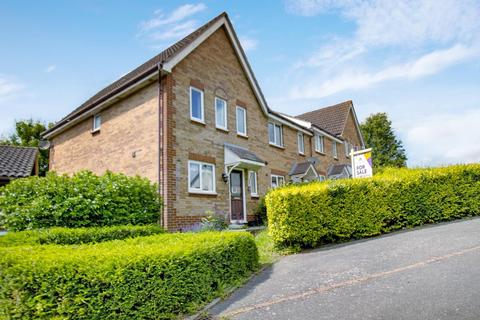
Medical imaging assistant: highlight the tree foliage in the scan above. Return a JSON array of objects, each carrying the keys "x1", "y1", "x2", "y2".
[
  {"x1": 360, "y1": 112, "x2": 407, "y2": 168},
  {"x1": 0, "y1": 119, "x2": 52, "y2": 175}
]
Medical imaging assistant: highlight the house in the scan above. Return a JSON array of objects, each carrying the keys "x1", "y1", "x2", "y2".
[
  {"x1": 42, "y1": 12, "x2": 365, "y2": 230},
  {"x1": 0, "y1": 145, "x2": 38, "y2": 186}
]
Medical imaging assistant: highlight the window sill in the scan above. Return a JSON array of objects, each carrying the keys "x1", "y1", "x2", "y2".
[
  {"x1": 216, "y1": 127, "x2": 229, "y2": 133},
  {"x1": 91, "y1": 129, "x2": 100, "y2": 135},
  {"x1": 298, "y1": 152, "x2": 306, "y2": 157},
  {"x1": 237, "y1": 133, "x2": 248, "y2": 139},
  {"x1": 315, "y1": 150, "x2": 326, "y2": 156},
  {"x1": 191, "y1": 119, "x2": 206, "y2": 126},
  {"x1": 334, "y1": 157, "x2": 339, "y2": 160},
  {"x1": 188, "y1": 191, "x2": 218, "y2": 197},
  {"x1": 269, "y1": 143, "x2": 284, "y2": 150},
  {"x1": 251, "y1": 194, "x2": 260, "y2": 199}
]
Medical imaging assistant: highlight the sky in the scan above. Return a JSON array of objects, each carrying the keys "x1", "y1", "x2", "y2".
[{"x1": 1, "y1": 0, "x2": 479, "y2": 167}]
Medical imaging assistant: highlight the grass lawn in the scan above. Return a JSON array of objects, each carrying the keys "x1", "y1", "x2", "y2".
[{"x1": 254, "y1": 229, "x2": 281, "y2": 266}]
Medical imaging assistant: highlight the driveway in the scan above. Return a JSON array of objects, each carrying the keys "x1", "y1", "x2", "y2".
[{"x1": 210, "y1": 218, "x2": 480, "y2": 320}]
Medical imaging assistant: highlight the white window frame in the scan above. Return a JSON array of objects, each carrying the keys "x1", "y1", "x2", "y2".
[
  {"x1": 345, "y1": 141, "x2": 350, "y2": 158},
  {"x1": 319, "y1": 175, "x2": 326, "y2": 182},
  {"x1": 268, "y1": 122, "x2": 283, "y2": 147},
  {"x1": 333, "y1": 141, "x2": 338, "y2": 159},
  {"x1": 271, "y1": 174, "x2": 285, "y2": 188},
  {"x1": 188, "y1": 160, "x2": 216, "y2": 194},
  {"x1": 297, "y1": 132, "x2": 305, "y2": 154},
  {"x1": 190, "y1": 86, "x2": 204, "y2": 123},
  {"x1": 236, "y1": 106, "x2": 247, "y2": 136},
  {"x1": 248, "y1": 171, "x2": 258, "y2": 196},
  {"x1": 92, "y1": 114, "x2": 101, "y2": 132},
  {"x1": 315, "y1": 135, "x2": 324, "y2": 154},
  {"x1": 215, "y1": 97, "x2": 228, "y2": 130}
]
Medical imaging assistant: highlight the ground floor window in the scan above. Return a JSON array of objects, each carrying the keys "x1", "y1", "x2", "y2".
[
  {"x1": 319, "y1": 175, "x2": 326, "y2": 181},
  {"x1": 249, "y1": 171, "x2": 258, "y2": 196},
  {"x1": 188, "y1": 160, "x2": 215, "y2": 193},
  {"x1": 271, "y1": 174, "x2": 285, "y2": 188}
]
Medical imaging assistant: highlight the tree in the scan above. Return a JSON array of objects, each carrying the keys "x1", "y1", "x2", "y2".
[
  {"x1": 0, "y1": 119, "x2": 52, "y2": 175},
  {"x1": 360, "y1": 113, "x2": 407, "y2": 168}
]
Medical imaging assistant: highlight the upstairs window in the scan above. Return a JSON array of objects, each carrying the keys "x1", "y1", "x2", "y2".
[
  {"x1": 236, "y1": 106, "x2": 247, "y2": 136},
  {"x1": 93, "y1": 114, "x2": 101, "y2": 132},
  {"x1": 297, "y1": 132, "x2": 304, "y2": 154},
  {"x1": 268, "y1": 122, "x2": 283, "y2": 147},
  {"x1": 333, "y1": 141, "x2": 338, "y2": 159},
  {"x1": 345, "y1": 141, "x2": 351, "y2": 158},
  {"x1": 190, "y1": 87, "x2": 204, "y2": 122},
  {"x1": 188, "y1": 160, "x2": 215, "y2": 193},
  {"x1": 315, "y1": 135, "x2": 324, "y2": 153},
  {"x1": 215, "y1": 97, "x2": 227, "y2": 130},
  {"x1": 271, "y1": 175, "x2": 285, "y2": 188}
]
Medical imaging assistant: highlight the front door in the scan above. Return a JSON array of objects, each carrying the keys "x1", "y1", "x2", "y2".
[{"x1": 230, "y1": 170, "x2": 245, "y2": 222}]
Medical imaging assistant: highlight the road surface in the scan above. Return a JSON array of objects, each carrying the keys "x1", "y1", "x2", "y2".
[{"x1": 211, "y1": 218, "x2": 480, "y2": 320}]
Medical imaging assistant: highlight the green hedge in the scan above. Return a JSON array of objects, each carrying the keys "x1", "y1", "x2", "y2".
[
  {"x1": 0, "y1": 171, "x2": 162, "y2": 231},
  {"x1": 266, "y1": 164, "x2": 480, "y2": 248},
  {"x1": 0, "y1": 232, "x2": 258, "y2": 319},
  {"x1": 0, "y1": 225, "x2": 164, "y2": 246}
]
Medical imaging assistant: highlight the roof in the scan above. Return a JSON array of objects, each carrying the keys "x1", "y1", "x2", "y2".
[
  {"x1": 0, "y1": 145, "x2": 38, "y2": 179},
  {"x1": 289, "y1": 162, "x2": 315, "y2": 176},
  {"x1": 327, "y1": 164, "x2": 352, "y2": 176},
  {"x1": 296, "y1": 101, "x2": 353, "y2": 136},
  {"x1": 43, "y1": 12, "x2": 229, "y2": 138},
  {"x1": 224, "y1": 144, "x2": 265, "y2": 164}
]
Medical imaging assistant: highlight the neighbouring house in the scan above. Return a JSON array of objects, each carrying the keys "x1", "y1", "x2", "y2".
[
  {"x1": 0, "y1": 145, "x2": 39, "y2": 186},
  {"x1": 41, "y1": 12, "x2": 365, "y2": 230}
]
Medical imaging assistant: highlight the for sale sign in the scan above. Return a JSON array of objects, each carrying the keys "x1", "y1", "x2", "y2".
[{"x1": 351, "y1": 148, "x2": 373, "y2": 178}]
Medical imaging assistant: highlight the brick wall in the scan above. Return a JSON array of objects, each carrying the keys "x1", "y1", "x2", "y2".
[{"x1": 49, "y1": 83, "x2": 159, "y2": 183}]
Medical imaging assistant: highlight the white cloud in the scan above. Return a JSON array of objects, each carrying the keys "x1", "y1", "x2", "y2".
[
  {"x1": 139, "y1": 3, "x2": 207, "y2": 46},
  {"x1": 403, "y1": 109, "x2": 480, "y2": 166},
  {"x1": 239, "y1": 36, "x2": 258, "y2": 52},
  {"x1": 285, "y1": 0, "x2": 480, "y2": 98},
  {"x1": 287, "y1": 0, "x2": 480, "y2": 47},
  {"x1": 149, "y1": 20, "x2": 198, "y2": 42},
  {"x1": 45, "y1": 65, "x2": 56, "y2": 73},
  {"x1": 0, "y1": 75, "x2": 22, "y2": 99},
  {"x1": 291, "y1": 44, "x2": 479, "y2": 99}
]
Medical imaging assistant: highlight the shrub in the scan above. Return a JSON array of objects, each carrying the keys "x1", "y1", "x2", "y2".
[
  {"x1": 0, "y1": 232, "x2": 258, "y2": 319},
  {"x1": 0, "y1": 171, "x2": 162, "y2": 231},
  {"x1": 0, "y1": 225, "x2": 164, "y2": 246},
  {"x1": 253, "y1": 196, "x2": 268, "y2": 225},
  {"x1": 200, "y1": 210, "x2": 229, "y2": 231},
  {"x1": 266, "y1": 164, "x2": 480, "y2": 248}
]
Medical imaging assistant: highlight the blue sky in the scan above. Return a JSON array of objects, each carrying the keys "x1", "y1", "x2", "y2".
[{"x1": 1, "y1": 0, "x2": 479, "y2": 166}]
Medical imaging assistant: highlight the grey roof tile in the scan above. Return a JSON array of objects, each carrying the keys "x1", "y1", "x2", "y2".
[
  {"x1": 296, "y1": 100, "x2": 352, "y2": 136},
  {"x1": 225, "y1": 144, "x2": 265, "y2": 164},
  {"x1": 289, "y1": 162, "x2": 313, "y2": 175},
  {"x1": 327, "y1": 164, "x2": 351, "y2": 176},
  {"x1": 0, "y1": 145, "x2": 38, "y2": 179}
]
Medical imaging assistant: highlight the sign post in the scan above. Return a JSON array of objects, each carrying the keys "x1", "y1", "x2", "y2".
[{"x1": 350, "y1": 148, "x2": 373, "y2": 179}]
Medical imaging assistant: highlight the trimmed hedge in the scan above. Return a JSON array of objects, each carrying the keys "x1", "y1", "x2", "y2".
[
  {"x1": 266, "y1": 164, "x2": 480, "y2": 247},
  {"x1": 0, "y1": 232, "x2": 258, "y2": 319},
  {"x1": 0, "y1": 171, "x2": 162, "y2": 231},
  {"x1": 0, "y1": 225, "x2": 164, "y2": 246}
]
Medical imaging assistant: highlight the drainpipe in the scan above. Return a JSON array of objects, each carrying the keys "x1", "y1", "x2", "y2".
[{"x1": 157, "y1": 62, "x2": 165, "y2": 228}]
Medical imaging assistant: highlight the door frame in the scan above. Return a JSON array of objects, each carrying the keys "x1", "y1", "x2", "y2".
[{"x1": 228, "y1": 168, "x2": 247, "y2": 224}]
